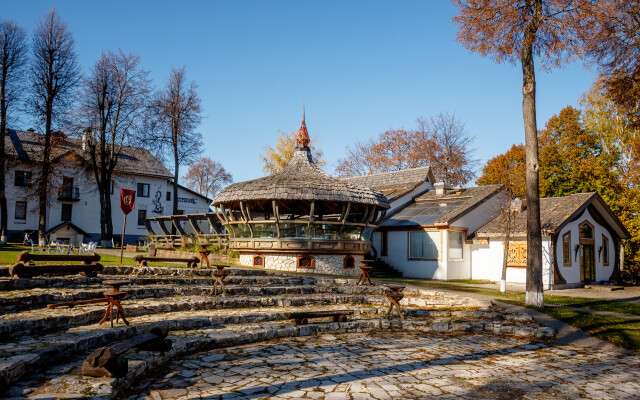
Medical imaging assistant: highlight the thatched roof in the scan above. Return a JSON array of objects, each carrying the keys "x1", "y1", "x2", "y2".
[
  {"x1": 381, "y1": 184, "x2": 504, "y2": 228},
  {"x1": 475, "y1": 192, "x2": 630, "y2": 239},
  {"x1": 213, "y1": 147, "x2": 389, "y2": 207},
  {"x1": 4, "y1": 129, "x2": 172, "y2": 179}
]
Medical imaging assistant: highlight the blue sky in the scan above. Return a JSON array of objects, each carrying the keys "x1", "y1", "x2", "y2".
[{"x1": 4, "y1": 0, "x2": 598, "y2": 183}]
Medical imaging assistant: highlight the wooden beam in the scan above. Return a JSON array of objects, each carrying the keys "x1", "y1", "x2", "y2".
[
  {"x1": 342, "y1": 202, "x2": 351, "y2": 224},
  {"x1": 309, "y1": 200, "x2": 315, "y2": 223}
]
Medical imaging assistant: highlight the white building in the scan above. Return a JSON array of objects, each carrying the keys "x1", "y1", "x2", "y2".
[
  {"x1": 3, "y1": 129, "x2": 211, "y2": 245},
  {"x1": 347, "y1": 168, "x2": 629, "y2": 289}
]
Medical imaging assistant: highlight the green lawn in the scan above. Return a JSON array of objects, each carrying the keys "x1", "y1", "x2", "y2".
[{"x1": 537, "y1": 306, "x2": 640, "y2": 351}]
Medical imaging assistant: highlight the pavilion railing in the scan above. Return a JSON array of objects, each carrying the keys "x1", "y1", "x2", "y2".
[{"x1": 144, "y1": 212, "x2": 229, "y2": 249}]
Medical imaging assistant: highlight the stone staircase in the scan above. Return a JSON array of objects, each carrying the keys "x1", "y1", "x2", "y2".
[
  {"x1": 0, "y1": 265, "x2": 554, "y2": 399},
  {"x1": 366, "y1": 258, "x2": 403, "y2": 278}
]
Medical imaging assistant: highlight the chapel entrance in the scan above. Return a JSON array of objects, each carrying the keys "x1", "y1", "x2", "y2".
[{"x1": 579, "y1": 221, "x2": 596, "y2": 283}]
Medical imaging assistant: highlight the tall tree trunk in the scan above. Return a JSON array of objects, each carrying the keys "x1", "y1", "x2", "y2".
[
  {"x1": 501, "y1": 207, "x2": 511, "y2": 293},
  {"x1": 173, "y1": 151, "x2": 179, "y2": 215},
  {"x1": 98, "y1": 185, "x2": 108, "y2": 240},
  {"x1": 522, "y1": 0, "x2": 544, "y2": 307},
  {"x1": 104, "y1": 184, "x2": 113, "y2": 240},
  {"x1": 38, "y1": 108, "x2": 52, "y2": 246},
  {"x1": 0, "y1": 75, "x2": 7, "y2": 245}
]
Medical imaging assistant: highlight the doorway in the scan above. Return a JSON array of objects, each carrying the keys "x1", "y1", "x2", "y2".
[{"x1": 581, "y1": 244, "x2": 595, "y2": 283}]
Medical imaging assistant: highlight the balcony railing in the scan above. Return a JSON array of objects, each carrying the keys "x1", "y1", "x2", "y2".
[{"x1": 57, "y1": 187, "x2": 80, "y2": 201}]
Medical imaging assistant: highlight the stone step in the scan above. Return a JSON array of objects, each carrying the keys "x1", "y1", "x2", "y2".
[
  {"x1": 0, "y1": 274, "x2": 319, "y2": 292},
  {"x1": 0, "y1": 283, "x2": 383, "y2": 313},
  {"x1": 6, "y1": 316, "x2": 554, "y2": 399},
  {"x1": 0, "y1": 293, "x2": 384, "y2": 340},
  {"x1": 0, "y1": 305, "x2": 384, "y2": 390}
]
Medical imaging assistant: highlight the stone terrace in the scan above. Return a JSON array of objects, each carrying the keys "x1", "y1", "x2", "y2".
[{"x1": 0, "y1": 265, "x2": 556, "y2": 399}]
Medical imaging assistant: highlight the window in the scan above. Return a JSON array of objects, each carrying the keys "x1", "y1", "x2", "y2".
[
  {"x1": 14, "y1": 171, "x2": 32, "y2": 187},
  {"x1": 381, "y1": 230, "x2": 388, "y2": 256},
  {"x1": 602, "y1": 235, "x2": 609, "y2": 266},
  {"x1": 166, "y1": 191, "x2": 171, "y2": 201},
  {"x1": 253, "y1": 255, "x2": 265, "y2": 267},
  {"x1": 409, "y1": 230, "x2": 441, "y2": 260},
  {"x1": 297, "y1": 255, "x2": 315, "y2": 269},
  {"x1": 563, "y1": 232, "x2": 571, "y2": 266},
  {"x1": 15, "y1": 201, "x2": 26, "y2": 220},
  {"x1": 137, "y1": 209, "x2": 147, "y2": 226},
  {"x1": 137, "y1": 183, "x2": 150, "y2": 197},
  {"x1": 449, "y1": 231, "x2": 464, "y2": 260},
  {"x1": 61, "y1": 204, "x2": 72, "y2": 222},
  {"x1": 579, "y1": 222, "x2": 594, "y2": 240},
  {"x1": 344, "y1": 255, "x2": 355, "y2": 269}
]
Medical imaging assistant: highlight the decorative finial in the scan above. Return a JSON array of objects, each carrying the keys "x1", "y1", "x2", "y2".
[{"x1": 296, "y1": 105, "x2": 310, "y2": 148}]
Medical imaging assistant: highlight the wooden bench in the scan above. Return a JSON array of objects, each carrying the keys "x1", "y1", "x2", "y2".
[
  {"x1": 82, "y1": 327, "x2": 172, "y2": 377},
  {"x1": 286, "y1": 310, "x2": 354, "y2": 325},
  {"x1": 9, "y1": 251, "x2": 103, "y2": 278},
  {"x1": 133, "y1": 254, "x2": 200, "y2": 268}
]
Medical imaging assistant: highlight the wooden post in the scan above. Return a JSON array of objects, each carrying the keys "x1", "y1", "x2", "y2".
[{"x1": 120, "y1": 213, "x2": 127, "y2": 264}]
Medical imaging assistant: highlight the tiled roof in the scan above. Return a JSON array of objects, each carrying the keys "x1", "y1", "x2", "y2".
[
  {"x1": 342, "y1": 166, "x2": 433, "y2": 192},
  {"x1": 4, "y1": 130, "x2": 173, "y2": 179},
  {"x1": 381, "y1": 184, "x2": 504, "y2": 227},
  {"x1": 475, "y1": 192, "x2": 596, "y2": 236}
]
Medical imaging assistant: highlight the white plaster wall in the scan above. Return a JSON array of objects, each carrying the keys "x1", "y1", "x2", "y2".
[
  {"x1": 555, "y1": 210, "x2": 616, "y2": 284},
  {"x1": 382, "y1": 230, "x2": 446, "y2": 279},
  {"x1": 4, "y1": 161, "x2": 210, "y2": 243},
  {"x1": 470, "y1": 238, "x2": 552, "y2": 288},
  {"x1": 386, "y1": 181, "x2": 433, "y2": 215},
  {"x1": 239, "y1": 253, "x2": 361, "y2": 276},
  {"x1": 446, "y1": 241, "x2": 472, "y2": 280}
]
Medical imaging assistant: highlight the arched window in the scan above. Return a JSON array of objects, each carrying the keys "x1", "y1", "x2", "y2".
[
  {"x1": 579, "y1": 221, "x2": 594, "y2": 240},
  {"x1": 297, "y1": 255, "x2": 314, "y2": 269},
  {"x1": 344, "y1": 255, "x2": 355, "y2": 269},
  {"x1": 253, "y1": 254, "x2": 265, "y2": 268}
]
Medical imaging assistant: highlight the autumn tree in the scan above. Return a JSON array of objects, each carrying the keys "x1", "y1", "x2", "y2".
[
  {"x1": 335, "y1": 113, "x2": 476, "y2": 183},
  {"x1": 79, "y1": 50, "x2": 151, "y2": 242},
  {"x1": 581, "y1": 0, "x2": 640, "y2": 127},
  {"x1": 478, "y1": 144, "x2": 527, "y2": 198},
  {"x1": 335, "y1": 139, "x2": 378, "y2": 178},
  {"x1": 260, "y1": 130, "x2": 326, "y2": 175},
  {"x1": 182, "y1": 157, "x2": 232, "y2": 199},
  {"x1": 28, "y1": 10, "x2": 80, "y2": 245},
  {"x1": 144, "y1": 67, "x2": 203, "y2": 215},
  {"x1": 0, "y1": 20, "x2": 27, "y2": 245},
  {"x1": 454, "y1": 0, "x2": 588, "y2": 307}
]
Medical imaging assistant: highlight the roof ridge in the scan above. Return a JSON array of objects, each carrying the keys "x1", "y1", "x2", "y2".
[{"x1": 343, "y1": 165, "x2": 432, "y2": 180}]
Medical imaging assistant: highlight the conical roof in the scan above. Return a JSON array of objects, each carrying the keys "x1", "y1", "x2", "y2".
[{"x1": 212, "y1": 146, "x2": 389, "y2": 207}]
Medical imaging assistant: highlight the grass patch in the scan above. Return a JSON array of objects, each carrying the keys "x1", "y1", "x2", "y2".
[
  {"x1": 542, "y1": 295, "x2": 640, "y2": 316},
  {"x1": 540, "y1": 307, "x2": 640, "y2": 351},
  {"x1": 448, "y1": 279, "x2": 493, "y2": 284},
  {"x1": 379, "y1": 278, "x2": 525, "y2": 300}
]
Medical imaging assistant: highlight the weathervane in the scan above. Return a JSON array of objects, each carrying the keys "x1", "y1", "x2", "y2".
[{"x1": 296, "y1": 105, "x2": 310, "y2": 148}]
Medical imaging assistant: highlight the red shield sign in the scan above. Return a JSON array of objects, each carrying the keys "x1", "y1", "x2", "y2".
[{"x1": 120, "y1": 189, "x2": 136, "y2": 215}]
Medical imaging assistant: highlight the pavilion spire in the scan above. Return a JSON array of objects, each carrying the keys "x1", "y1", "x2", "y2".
[{"x1": 296, "y1": 105, "x2": 310, "y2": 148}]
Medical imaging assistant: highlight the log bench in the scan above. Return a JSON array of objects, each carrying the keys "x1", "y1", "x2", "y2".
[
  {"x1": 9, "y1": 251, "x2": 103, "y2": 278},
  {"x1": 133, "y1": 254, "x2": 200, "y2": 268},
  {"x1": 286, "y1": 310, "x2": 354, "y2": 325},
  {"x1": 82, "y1": 327, "x2": 172, "y2": 377}
]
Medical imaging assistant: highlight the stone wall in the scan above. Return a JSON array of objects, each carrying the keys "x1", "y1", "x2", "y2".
[{"x1": 239, "y1": 253, "x2": 361, "y2": 276}]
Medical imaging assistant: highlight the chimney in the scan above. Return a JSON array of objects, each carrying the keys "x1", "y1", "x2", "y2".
[
  {"x1": 434, "y1": 179, "x2": 451, "y2": 196},
  {"x1": 510, "y1": 197, "x2": 523, "y2": 213}
]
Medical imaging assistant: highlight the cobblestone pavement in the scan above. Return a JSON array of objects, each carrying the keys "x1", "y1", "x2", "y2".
[{"x1": 125, "y1": 331, "x2": 640, "y2": 400}]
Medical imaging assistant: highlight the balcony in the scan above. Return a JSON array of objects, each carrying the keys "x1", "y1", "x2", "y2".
[{"x1": 57, "y1": 187, "x2": 80, "y2": 201}]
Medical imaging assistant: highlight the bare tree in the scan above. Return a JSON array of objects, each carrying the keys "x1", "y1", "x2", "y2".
[
  {"x1": 182, "y1": 157, "x2": 232, "y2": 199},
  {"x1": 79, "y1": 50, "x2": 151, "y2": 243},
  {"x1": 28, "y1": 10, "x2": 79, "y2": 245},
  {"x1": 415, "y1": 112, "x2": 476, "y2": 185},
  {"x1": 144, "y1": 67, "x2": 203, "y2": 215},
  {"x1": 335, "y1": 139, "x2": 378, "y2": 178},
  {"x1": 0, "y1": 20, "x2": 27, "y2": 244}
]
